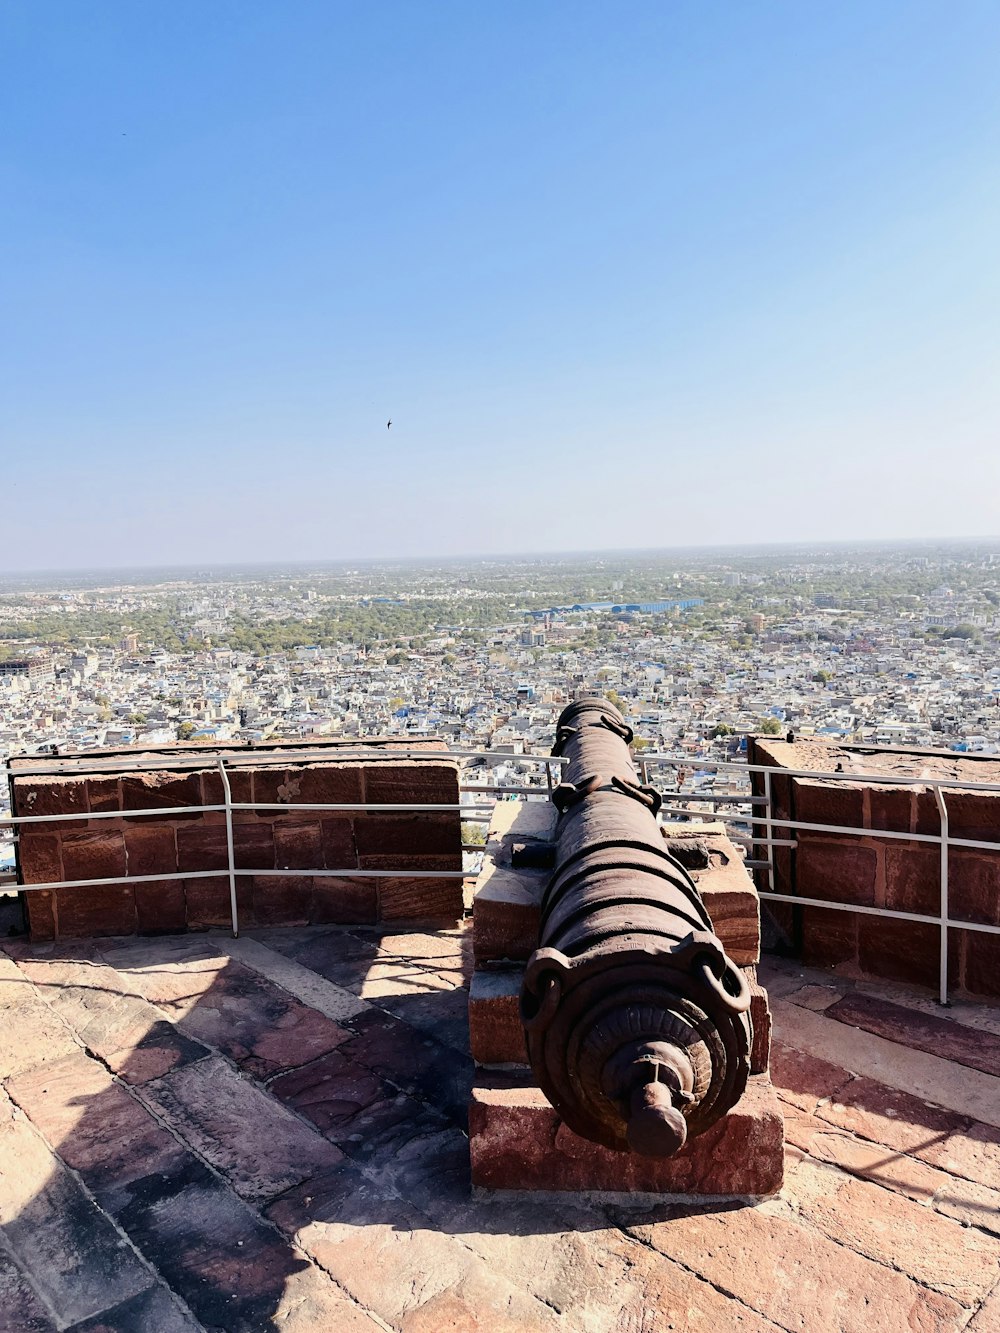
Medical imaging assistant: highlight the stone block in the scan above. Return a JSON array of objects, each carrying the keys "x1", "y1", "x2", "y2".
[
  {"x1": 696, "y1": 853, "x2": 760, "y2": 966},
  {"x1": 200, "y1": 767, "x2": 254, "y2": 823},
  {"x1": 86, "y1": 777, "x2": 122, "y2": 816},
  {"x1": 867, "y1": 785, "x2": 915, "y2": 832},
  {"x1": 378, "y1": 876, "x2": 463, "y2": 924},
  {"x1": 800, "y1": 904, "x2": 859, "y2": 968},
  {"x1": 184, "y1": 876, "x2": 241, "y2": 929},
  {"x1": 297, "y1": 763, "x2": 366, "y2": 807},
  {"x1": 60, "y1": 831, "x2": 127, "y2": 882},
  {"x1": 123, "y1": 823, "x2": 177, "y2": 878},
  {"x1": 310, "y1": 877, "x2": 379, "y2": 925},
  {"x1": 950, "y1": 849, "x2": 1000, "y2": 927},
  {"x1": 469, "y1": 1071, "x2": 784, "y2": 1195},
  {"x1": 796, "y1": 837, "x2": 877, "y2": 907},
  {"x1": 55, "y1": 885, "x2": 137, "y2": 938},
  {"x1": 13, "y1": 775, "x2": 89, "y2": 829},
  {"x1": 794, "y1": 778, "x2": 865, "y2": 831},
  {"x1": 364, "y1": 761, "x2": 458, "y2": 805},
  {"x1": 252, "y1": 875, "x2": 313, "y2": 926},
  {"x1": 135, "y1": 1054, "x2": 343, "y2": 1206},
  {"x1": 824, "y1": 992, "x2": 1000, "y2": 1079},
  {"x1": 135, "y1": 881, "x2": 187, "y2": 934},
  {"x1": 120, "y1": 771, "x2": 202, "y2": 819},
  {"x1": 18, "y1": 832, "x2": 62, "y2": 885},
  {"x1": 354, "y1": 812, "x2": 460, "y2": 859},
  {"x1": 320, "y1": 817, "x2": 357, "y2": 868},
  {"x1": 273, "y1": 819, "x2": 323, "y2": 870},
  {"x1": 176, "y1": 824, "x2": 230, "y2": 872},
  {"x1": 0, "y1": 1094, "x2": 153, "y2": 1326},
  {"x1": 469, "y1": 969, "x2": 527, "y2": 1066},
  {"x1": 963, "y1": 928, "x2": 1000, "y2": 999},
  {"x1": 23, "y1": 891, "x2": 55, "y2": 941},
  {"x1": 233, "y1": 821, "x2": 275, "y2": 870},
  {"x1": 884, "y1": 843, "x2": 941, "y2": 916},
  {"x1": 916, "y1": 788, "x2": 1000, "y2": 842},
  {"x1": 472, "y1": 866, "x2": 546, "y2": 963},
  {"x1": 748, "y1": 972, "x2": 771, "y2": 1074},
  {"x1": 857, "y1": 916, "x2": 956, "y2": 991}
]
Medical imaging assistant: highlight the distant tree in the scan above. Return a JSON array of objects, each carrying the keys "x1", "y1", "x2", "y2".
[
  {"x1": 812, "y1": 670, "x2": 833, "y2": 684},
  {"x1": 755, "y1": 717, "x2": 783, "y2": 735},
  {"x1": 604, "y1": 689, "x2": 627, "y2": 714},
  {"x1": 461, "y1": 821, "x2": 486, "y2": 847},
  {"x1": 176, "y1": 721, "x2": 197, "y2": 740},
  {"x1": 709, "y1": 724, "x2": 735, "y2": 738},
  {"x1": 631, "y1": 736, "x2": 651, "y2": 751}
]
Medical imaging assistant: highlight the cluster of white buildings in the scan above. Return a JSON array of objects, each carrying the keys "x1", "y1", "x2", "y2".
[{"x1": 3, "y1": 551, "x2": 999, "y2": 873}]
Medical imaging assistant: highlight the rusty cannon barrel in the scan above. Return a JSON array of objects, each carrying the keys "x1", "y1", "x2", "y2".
[{"x1": 520, "y1": 696, "x2": 751, "y2": 1158}]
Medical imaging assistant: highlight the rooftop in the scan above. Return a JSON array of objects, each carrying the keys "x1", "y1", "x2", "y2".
[{"x1": 1, "y1": 921, "x2": 998, "y2": 1332}]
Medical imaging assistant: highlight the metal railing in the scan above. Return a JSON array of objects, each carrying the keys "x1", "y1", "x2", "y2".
[
  {"x1": 1, "y1": 748, "x2": 565, "y2": 938},
  {"x1": 637, "y1": 752, "x2": 1000, "y2": 1005}
]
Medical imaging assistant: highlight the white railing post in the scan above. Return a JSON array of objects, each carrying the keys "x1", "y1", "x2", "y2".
[
  {"x1": 762, "y1": 768, "x2": 776, "y2": 894},
  {"x1": 217, "y1": 757, "x2": 239, "y2": 938},
  {"x1": 934, "y1": 784, "x2": 950, "y2": 1006}
]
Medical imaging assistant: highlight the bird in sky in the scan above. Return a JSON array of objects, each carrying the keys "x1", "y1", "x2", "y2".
[{"x1": 386, "y1": 419, "x2": 392, "y2": 429}]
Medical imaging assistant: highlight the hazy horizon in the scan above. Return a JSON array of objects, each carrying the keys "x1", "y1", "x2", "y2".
[
  {"x1": 2, "y1": 534, "x2": 999, "y2": 589},
  {"x1": 4, "y1": 3, "x2": 1000, "y2": 568}
]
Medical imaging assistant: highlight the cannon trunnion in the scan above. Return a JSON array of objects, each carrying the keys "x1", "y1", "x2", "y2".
[{"x1": 520, "y1": 697, "x2": 751, "y2": 1158}]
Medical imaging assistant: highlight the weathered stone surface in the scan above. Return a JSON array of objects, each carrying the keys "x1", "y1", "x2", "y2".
[
  {"x1": 768, "y1": 1039, "x2": 855, "y2": 1110},
  {"x1": 469, "y1": 1072, "x2": 784, "y2": 1195},
  {"x1": 472, "y1": 865, "x2": 547, "y2": 962},
  {"x1": 816, "y1": 1074, "x2": 971, "y2": 1157},
  {"x1": 340, "y1": 1007, "x2": 473, "y2": 1125},
  {"x1": 626, "y1": 1196, "x2": 965, "y2": 1333},
  {"x1": 67, "y1": 1283, "x2": 202, "y2": 1333},
  {"x1": 468, "y1": 968, "x2": 527, "y2": 1066},
  {"x1": 268, "y1": 1163, "x2": 559, "y2": 1332},
  {"x1": 693, "y1": 840, "x2": 761, "y2": 965},
  {"x1": 827, "y1": 992, "x2": 1000, "y2": 1078},
  {"x1": 378, "y1": 874, "x2": 464, "y2": 923},
  {"x1": 792, "y1": 1159, "x2": 999, "y2": 1304},
  {"x1": 113, "y1": 1158, "x2": 320, "y2": 1333},
  {"x1": 7, "y1": 1049, "x2": 190, "y2": 1204},
  {"x1": 748, "y1": 973, "x2": 771, "y2": 1073},
  {"x1": 135, "y1": 1055, "x2": 343, "y2": 1204},
  {"x1": 0, "y1": 954, "x2": 80, "y2": 1079},
  {"x1": 0, "y1": 1248, "x2": 57, "y2": 1333},
  {"x1": 0, "y1": 1094, "x2": 152, "y2": 1327},
  {"x1": 13, "y1": 955, "x2": 208, "y2": 1084}
]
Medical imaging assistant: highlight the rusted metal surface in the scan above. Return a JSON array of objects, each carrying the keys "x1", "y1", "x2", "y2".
[{"x1": 520, "y1": 697, "x2": 751, "y2": 1157}]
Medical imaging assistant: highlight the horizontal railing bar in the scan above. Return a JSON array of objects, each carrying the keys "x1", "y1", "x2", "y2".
[
  {"x1": 758, "y1": 889, "x2": 1000, "y2": 936},
  {"x1": 16, "y1": 866, "x2": 469, "y2": 892},
  {"x1": 658, "y1": 793, "x2": 767, "y2": 804},
  {"x1": 0, "y1": 800, "x2": 499, "y2": 828},
  {"x1": 459, "y1": 784, "x2": 552, "y2": 795},
  {"x1": 643, "y1": 755, "x2": 1000, "y2": 793}
]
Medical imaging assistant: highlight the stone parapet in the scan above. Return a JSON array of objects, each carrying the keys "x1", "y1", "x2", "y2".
[
  {"x1": 748, "y1": 737, "x2": 1000, "y2": 998},
  {"x1": 9, "y1": 739, "x2": 463, "y2": 939}
]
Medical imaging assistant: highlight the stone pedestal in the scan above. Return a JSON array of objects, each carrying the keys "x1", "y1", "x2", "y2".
[{"x1": 467, "y1": 802, "x2": 784, "y2": 1197}]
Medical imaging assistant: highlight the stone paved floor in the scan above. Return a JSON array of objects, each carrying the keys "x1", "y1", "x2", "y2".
[{"x1": 1, "y1": 922, "x2": 999, "y2": 1333}]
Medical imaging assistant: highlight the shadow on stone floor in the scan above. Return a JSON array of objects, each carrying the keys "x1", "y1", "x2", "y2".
[{"x1": 1, "y1": 921, "x2": 645, "y2": 1332}]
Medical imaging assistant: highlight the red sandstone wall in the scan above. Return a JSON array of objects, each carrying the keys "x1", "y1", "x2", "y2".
[
  {"x1": 748, "y1": 737, "x2": 1000, "y2": 999},
  {"x1": 10, "y1": 744, "x2": 463, "y2": 940}
]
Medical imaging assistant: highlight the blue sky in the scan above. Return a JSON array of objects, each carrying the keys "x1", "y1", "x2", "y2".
[{"x1": 2, "y1": 2, "x2": 999, "y2": 569}]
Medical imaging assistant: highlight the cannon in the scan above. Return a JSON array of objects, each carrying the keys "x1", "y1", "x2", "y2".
[{"x1": 520, "y1": 697, "x2": 751, "y2": 1158}]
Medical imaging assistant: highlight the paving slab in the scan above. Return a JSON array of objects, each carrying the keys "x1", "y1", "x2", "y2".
[{"x1": 135, "y1": 1054, "x2": 343, "y2": 1205}]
